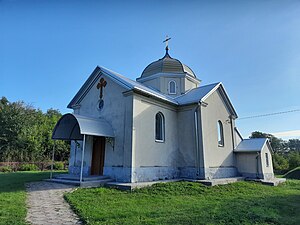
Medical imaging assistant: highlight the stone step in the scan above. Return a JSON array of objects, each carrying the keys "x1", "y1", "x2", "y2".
[
  {"x1": 53, "y1": 174, "x2": 110, "y2": 181},
  {"x1": 184, "y1": 177, "x2": 245, "y2": 186},
  {"x1": 45, "y1": 177, "x2": 115, "y2": 188}
]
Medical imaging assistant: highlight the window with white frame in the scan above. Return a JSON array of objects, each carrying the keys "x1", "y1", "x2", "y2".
[
  {"x1": 217, "y1": 120, "x2": 224, "y2": 147},
  {"x1": 265, "y1": 153, "x2": 269, "y2": 167},
  {"x1": 168, "y1": 80, "x2": 176, "y2": 94},
  {"x1": 155, "y1": 112, "x2": 165, "y2": 142}
]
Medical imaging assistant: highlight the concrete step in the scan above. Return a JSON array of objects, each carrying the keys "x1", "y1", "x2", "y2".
[
  {"x1": 184, "y1": 177, "x2": 245, "y2": 186},
  {"x1": 106, "y1": 179, "x2": 182, "y2": 191},
  {"x1": 46, "y1": 177, "x2": 115, "y2": 188},
  {"x1": 53, "y1": 174, "x2": 110, "y2": 181},
  {"x1": 245, "y1": 177, "x2": 287, "y2": 186}
]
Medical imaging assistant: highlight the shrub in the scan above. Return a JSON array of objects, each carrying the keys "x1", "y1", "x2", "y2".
[
  {"x1": 19, "y1": 163, "x2": 39, "y2": 171},
  {"x1": 54, "y1": 162, "x2": 64, "y2": 170},
  {"x1": 0, "y1": 165, "x2": 13, "y2": 172}
]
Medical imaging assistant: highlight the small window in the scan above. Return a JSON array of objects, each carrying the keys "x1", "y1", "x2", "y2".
[
  {"x1": 217, "y1": 121, "x2": 224, "y2": 147},
  {"x1": 265, "y1": 153, "x2": 269, "y2": 167},
  {"x1": 168, "y1": 81, "x2": 176, "y2": 94},
  {"x1": 155, "y1": 112, "x2": 165, "y2": 142}
]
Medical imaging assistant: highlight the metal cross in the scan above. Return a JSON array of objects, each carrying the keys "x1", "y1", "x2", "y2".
[
  {"x1": 97, "y1": 78, "x2": 107, "y2": 99},
  {"x1": 163, "y1": 35, "x2": 171, "y2": 49}
]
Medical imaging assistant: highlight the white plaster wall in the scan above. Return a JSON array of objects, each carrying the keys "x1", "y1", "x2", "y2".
[
  {"x1": 235, "y1": 128, "x2": 243, "y2": 146},
  {"x1": 74, "y1": 73, "x2": 133, "y2": 169},
  {"x1": 69, "y1": 136, "x2": 93, "y2": 175},
  {"x1": 177, "y1": 106, "x2": 198, "y2": 167},
  {"x1": 140, "y1": 78, "x2": 160, "y2": 91},
  {"x1": 200, "y1": 89, "x2": 235, "y2": 168},
  {"x1": 132, "y1": 95, "x2": 179, "y2": 168},
  {"x1": 261, "y1": 145, "x2": 274, "y2": 177},
  {"x1": 236, "y1": 153, "x2": 261, "y2": 175},
  {"x1": 184, "y1": 78, "x2": 198, "y2": 92}
]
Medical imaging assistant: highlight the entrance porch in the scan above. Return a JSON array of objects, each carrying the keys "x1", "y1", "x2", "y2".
[{"x1": 50, "y1": 113, "x2": 115, "y2": 186}]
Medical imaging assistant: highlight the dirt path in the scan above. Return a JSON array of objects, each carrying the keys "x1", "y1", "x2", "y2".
[{"x1": 26, "y1": 181, "x2": 81, "y2": 225}]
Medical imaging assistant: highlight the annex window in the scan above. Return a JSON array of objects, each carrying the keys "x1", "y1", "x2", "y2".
[
  {"x1": 168, "y1": 80, "x2": 176, "y2": 94},
  {"x1": 155, "y1": 112, "x2": 165, "y2": 142},
  {"x1": 265, "y1": 153, "x2": 269, "y2": 167},
  {"x1": 217, "y1": 120, "x2": 224, "y2": 147}
]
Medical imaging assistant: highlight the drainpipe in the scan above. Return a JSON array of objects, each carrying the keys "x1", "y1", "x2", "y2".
[
  {"x1": 194, "y1": 103, "x2": 201, "y2": 177},
  {"x1": 79, "y1": 135, "x2": 86, "y2": 184},
  {"x1": 230, "y1": 116, "x2": 235, "y2": 150}
]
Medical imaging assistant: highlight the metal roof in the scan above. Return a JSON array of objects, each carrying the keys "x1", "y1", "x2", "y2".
[
  {"x1": 140, "y1": 52, "x2": 196, "y2": 78},
  {"x1": 67, "y1": 66, "x2": 238, "y2": 118},
  {"x1": 175, "y1": 83, "x2": 220, "y2": 105},
  {"x1": 52, "y1": 113, "x2": 115, "y2": 140},
  {"x1": 234, "y1": 138, "x2": 268, "y2": 153}
]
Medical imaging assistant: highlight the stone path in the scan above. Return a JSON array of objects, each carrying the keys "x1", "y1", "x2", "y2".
[{"x1": 26, "y1": 181, "x2": 82, "y2": 225}]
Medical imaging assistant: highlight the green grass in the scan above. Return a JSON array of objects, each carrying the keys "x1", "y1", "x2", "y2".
[
  {"x1": 284, "y1": 167, "x2": 300, "y2": 179},
  {"x1": 0, "y1": 171, "x2": 65, "y2": 225},
  {"x1": 65, "y1": 180, "x2": 300, "y2": 225}
]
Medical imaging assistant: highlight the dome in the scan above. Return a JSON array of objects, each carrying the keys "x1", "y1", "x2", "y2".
[{"x1": 141, "y1": 50, "x2": 196, "y2": 78}]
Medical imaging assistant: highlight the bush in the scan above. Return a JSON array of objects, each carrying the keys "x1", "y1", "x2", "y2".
[
  {"x1": 54, "y1": 162, "x2": 64, "y2": 170},
  {"x1": 19, "y1": 163, "x2": 39, "y2": 171},
  {"x1": 0, "y1": 165, "x2": 13, "y2": 172}
]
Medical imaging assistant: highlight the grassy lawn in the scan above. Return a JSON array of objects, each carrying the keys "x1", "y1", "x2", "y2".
[
  {"x1": 0, "y1": 171, "x2": 64, "y2": 225},
  {"x1": 65, "y1": 180, "x2": 300, "y2": 225}
]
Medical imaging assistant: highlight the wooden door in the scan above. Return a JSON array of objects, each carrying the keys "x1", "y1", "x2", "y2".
[{"x1": 91, "y1": 137, "x2": 105, "y2": 175}]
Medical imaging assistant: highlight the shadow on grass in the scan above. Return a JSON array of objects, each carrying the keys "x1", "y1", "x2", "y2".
[{"x1": 0, "y1": 171, "x2": 67, "y2": 193}]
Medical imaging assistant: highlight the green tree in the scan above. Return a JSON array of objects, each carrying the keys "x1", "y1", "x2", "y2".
[
  {"x1": 249, "y1": 131, "x2": 285, "y2": 153},
  {"x1": 0, "y1": 96, "x2": 69, "y2": 162}
]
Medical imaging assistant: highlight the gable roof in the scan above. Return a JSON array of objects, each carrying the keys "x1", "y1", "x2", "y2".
[
  {"x1": 67, "y1": 66, "x2": 238, "y2": 118},
  {"x1": 67, "y1": 66, "x2": 178, "y2": 108},
  {"x1": 234, "y1": 138, "x2": 271, "y2": 153},
  {"x1": 175, "y1": 82, "x2": 238, "y2": 118}
]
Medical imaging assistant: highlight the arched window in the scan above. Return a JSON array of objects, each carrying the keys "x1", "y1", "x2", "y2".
[
  {"x1": 217, "y1": 121, "x2": 224, "y2": 147},
  {"x1": 155, "y1": 112, "x2": 165, "y2": 142},
  {"x1": 168, "y1": 80, "x2": 176, "y2": 94}
]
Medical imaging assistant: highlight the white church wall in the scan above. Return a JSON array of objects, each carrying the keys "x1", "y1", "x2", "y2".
[
  {"x1": 139, "y1": 78, "x2": 160, "y2": 92},
  {"x1": 184, "y1": 77, "x2": 198, "y2": 93},
  {"x1": 177, "y1": 105, "x2": 205, "y2": 179},
  {"x1": 200, "y1": 89, "x2": 238, "y2": 179},
  {"x1": 261, "y1": 145, "x2": 274, "y2": 180},
  {"x1": 73, "y1": 73, "x2": 133, "y2": 182},
  {"x1": 69, "y1": 136, "x2": 93, "y2": 176},
  {"x1": 235, "y1": 152, "x2": 263, "y2": 178},
  {"x1": 132, "y1": 94, "x2": 179, "y2": 182}
]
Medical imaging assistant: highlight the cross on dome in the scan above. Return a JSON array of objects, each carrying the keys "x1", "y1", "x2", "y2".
[{"x1": 163, "y1": 35, "x2": 171, "y2": 54}]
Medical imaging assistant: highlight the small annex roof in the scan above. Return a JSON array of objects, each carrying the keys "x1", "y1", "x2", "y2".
[
  {"x1": 234, "y1": 138, "x2": 269, "y2": 153},
  {"x1": 67, "y1": 66, "x2": 238, "y2": 118},
  {"x1": 52, "y1": 113, "x2": 115, "y2": 140}
]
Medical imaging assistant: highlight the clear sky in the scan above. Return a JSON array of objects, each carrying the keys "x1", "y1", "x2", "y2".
[{"x1": 1, "y1": 0, "x2": 300, "y2": 139}]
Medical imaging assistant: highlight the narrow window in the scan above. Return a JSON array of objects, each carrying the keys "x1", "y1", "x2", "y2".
[
  {"x1": 265, "y1": 153, "x2": 269, "y2": 167},
  {"x1": 155, "y1": 112, "x2": 165, "y2": 142},
  {"x1": 168, "y1": 81, "x2": 176, "y2": 94},
  {"x1": 217, "y1": 121, "x2": 224, "y2": 147}
]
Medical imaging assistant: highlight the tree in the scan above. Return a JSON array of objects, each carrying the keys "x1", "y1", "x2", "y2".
[
  {"x1": 249, "y1": 131, "x2": 285, "y2": 153},
  {"x1": 0, "y1": 96, "x2": 69, "y2": 162}
]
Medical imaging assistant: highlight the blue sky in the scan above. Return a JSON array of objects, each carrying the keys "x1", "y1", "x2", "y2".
[{"x1": 1, "y1": 0, "x2": 300, "y2": 139}]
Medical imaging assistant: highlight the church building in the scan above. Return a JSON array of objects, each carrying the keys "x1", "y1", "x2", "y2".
[{"x1": 52, "y1": 43, "x2": 275, "y2": 184}]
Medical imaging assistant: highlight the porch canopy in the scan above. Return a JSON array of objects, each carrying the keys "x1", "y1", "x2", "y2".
[{"x1": 52, "y1": 113, "x2": 115, "y2": 140}]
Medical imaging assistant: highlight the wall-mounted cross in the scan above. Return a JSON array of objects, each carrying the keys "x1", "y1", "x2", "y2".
[{"x1": 97, "y1": 78, "x2": 107, "y2": 99}]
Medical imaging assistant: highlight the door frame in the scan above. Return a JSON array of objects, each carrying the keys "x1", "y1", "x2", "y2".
[{"x1": 91, "y1": 136, "x2": 106, "y2": 175}]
